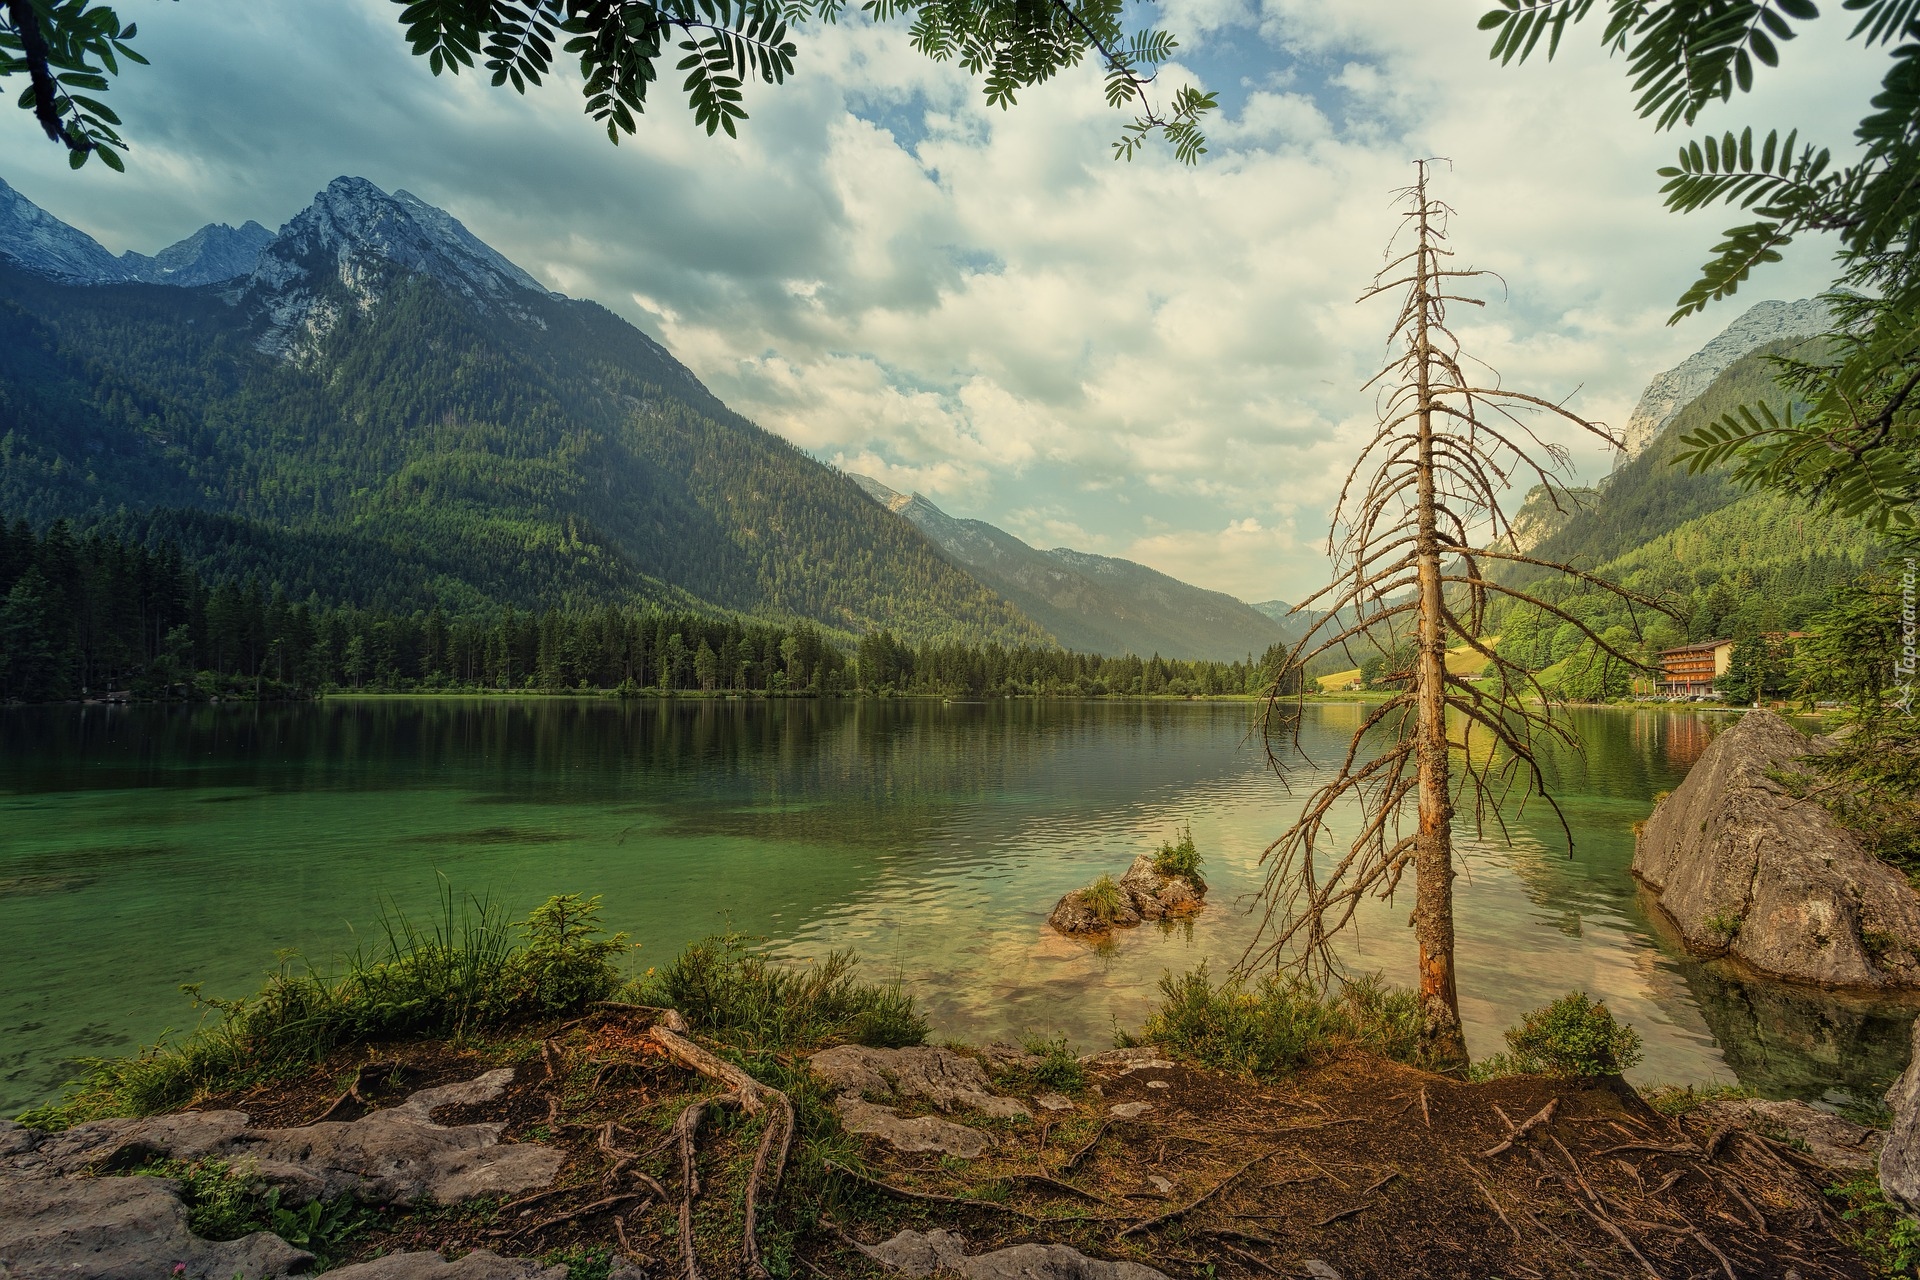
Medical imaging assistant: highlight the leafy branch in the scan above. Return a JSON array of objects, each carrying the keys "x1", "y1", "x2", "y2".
[{"x1": 0, "y1": 0, "x2": 151, "y2": 171}]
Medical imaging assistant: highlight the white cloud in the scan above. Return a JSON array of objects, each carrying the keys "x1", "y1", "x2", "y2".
[{"x1": 0, "y1": 0, "x2": 1869, "y2": 603}]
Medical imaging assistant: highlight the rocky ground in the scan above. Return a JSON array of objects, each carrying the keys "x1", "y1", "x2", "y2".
[{"x1": 1, "y1": 1005, "x2": 1887, "y2": 1280}]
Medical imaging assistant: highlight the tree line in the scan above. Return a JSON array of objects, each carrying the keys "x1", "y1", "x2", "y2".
[{"x1": 0, "y1": 514, "x2": 1286, "y2": 703}]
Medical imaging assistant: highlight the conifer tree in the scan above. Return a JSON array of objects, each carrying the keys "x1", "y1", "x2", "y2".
[{"x1": 1253, "y1": 163, "x2": 1667, "y2": 1071}]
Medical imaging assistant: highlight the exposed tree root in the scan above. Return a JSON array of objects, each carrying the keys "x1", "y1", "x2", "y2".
[{"x1": 1118, "y1": 1148, "x2": 1276, "y2": 1238}]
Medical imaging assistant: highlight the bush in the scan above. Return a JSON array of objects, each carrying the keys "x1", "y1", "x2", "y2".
[
  {"x1": 637, "y1": 933, "x2": 927, "y2": 1052},
  {"x1": 1140, "y1": 964, "x2": 1421, "y2": 1080},
  {"x1": 1487, "y1": 991, "x2": 1644, "y2": 1078},
  {"x1": 1829, "y1": 1172, "x2": 1920, "y2": 1277},
  {"x1": 19, "y1": 889, "x2": 630, "y2": 1127},
  {"x1": 1018, "y1": 1033, "x2": 1088, "y2": 1094},
  {"x1": 1152, "y1": 828, "x2": 1205, "y2": 884},
  {"x1": 1082, "y1": 874, "x2": 1129, "y2": 925}
]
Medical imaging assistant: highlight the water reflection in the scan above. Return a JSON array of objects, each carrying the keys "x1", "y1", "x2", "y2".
[{"x1": 0, "y1": 697, "x2": 1910, "y2": 1114}]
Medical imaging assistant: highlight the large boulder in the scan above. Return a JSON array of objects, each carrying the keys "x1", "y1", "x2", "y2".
[
  {"x1": 1693, "y1": 1098, "x2": 1883, "y2": 1170},
  {"x1": 1633, "y1": 710, "x2": 1920, "y2": 988},
  {"x1": 1882, "y1": 1017, "x2": 1920, "y2": 1210}
]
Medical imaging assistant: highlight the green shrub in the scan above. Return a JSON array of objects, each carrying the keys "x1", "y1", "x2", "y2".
[
  {"x1": 18, "y1": 889, "x2": 629, "y2": 1127},
  {"x1": 637, "y1": 934, "x2": 927, "y2": 1052},
  {"x1": 1152, "y1": 828, "x2": 1205, "y2": 885},
  {"x1": 1082, "y1": 874, "x2": 1128, "y2": 925},
  {"x1": 1492, "y1": 991, "x2": 1643, "y2": 1078},
  {"x1": 1018, "y1": 1033, "x2": 1088, "y2": 1094},
  {"x1": 1140, "y1": 963, "x2": 1421, "y2": 1080},
  {"x1": 1829, "y1": 1172, "x2": 1920, "y2": 1277},
  {"x1": 136, "y1": 1158, "x2": 371, "y2": 1265}
]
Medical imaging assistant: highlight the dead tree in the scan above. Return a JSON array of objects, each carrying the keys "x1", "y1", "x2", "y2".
[{"x1": 1247, "y1": 160, "x2": 1667, "y2": 1073}]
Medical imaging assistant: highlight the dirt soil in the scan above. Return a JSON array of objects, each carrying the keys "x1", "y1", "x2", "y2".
[{"x1": 193, "y1": 1010, "x2": 1874, "y2": 1279}]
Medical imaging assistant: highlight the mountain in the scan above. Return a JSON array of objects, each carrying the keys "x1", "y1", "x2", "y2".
[
  {"x1": 0, "y1": 176, "x2": 271, "y2": 286},
  {"x1": 1615, "y1": 298, "x2": 1829, "y2": 462},
  {"x1": 140, "y1": 220, "x2": 275, "y2": 287},
  {"x1": 849, "y1": 474, "x2": 1289, "y2": 660},
  {"x1": 1490, "y1": 310, "x2": 1872, "y2": 688},
  {"x1": 0, "y1": 175, "x2": 1045, "y2": 645}
]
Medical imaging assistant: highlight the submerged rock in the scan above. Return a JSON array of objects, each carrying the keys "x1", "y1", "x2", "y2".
[
  {"x1": 1047, "y1": 854, "x2": 1206, "y2": 937},
  {"x1": 1632, "y1": 710, "x2": 1920, "y2": 988},
  {"x1": 864, "y1": 1227, "x2": 1169, "y2": 1279}
]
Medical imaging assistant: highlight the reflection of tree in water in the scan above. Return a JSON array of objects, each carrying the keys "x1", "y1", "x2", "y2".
[{"x1": 1672, "y1": 954, "x2": 1915, "y2": 1100}]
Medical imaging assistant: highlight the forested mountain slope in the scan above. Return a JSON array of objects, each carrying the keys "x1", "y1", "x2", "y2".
[
  {"x1": 850, "y1": 473, "x2": 1290, "y2": 660},
  {"x1": 0, "y1": 177, "x2": 1044, "y2": 645}
]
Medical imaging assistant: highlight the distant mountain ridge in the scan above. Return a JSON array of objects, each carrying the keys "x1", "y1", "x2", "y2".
[
  {"x1": 0, "y1": 175, "x2": 1045, "y2": 645},
  {"x1": 0, "y1": 176, "x2": 272, "y2": 287},
  {"x1": 849, "y1": 474, "x2": 1291, "y2": 660},
  {"x1": 1615, "y1": 298, "x2": 1829, "y2": 462}
]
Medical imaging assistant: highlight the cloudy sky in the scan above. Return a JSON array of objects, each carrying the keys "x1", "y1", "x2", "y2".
[{"x1": 1, "y1": 0, "x2": 1871, "y2": 602}]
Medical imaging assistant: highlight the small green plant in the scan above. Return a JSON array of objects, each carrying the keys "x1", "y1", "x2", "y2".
[
  {"x1": 1018, "y1": 1033, "x2": 1088, "y2": 1094},
  {"x1": 1152, "y1": 827, "x2": 1205, "y2": 884},
  {"x1": 539, "y1": 1244, "x2": 615, "y2": 1280},
  {"x1": 1829, "y1": 1172, "x2": 1920, "y2": 1277},
  {"x1": 636, "y1": 933, "x2": 927, "y2": 1052},
  {"x1": 1081, "y1": 874, "x2": 1129, "y2": 925},
  {"x1": 1704, "y1": 909, "x2": 1744, "y2": 945},
  {"x1": 135, "y1": 1158, "x2": 372, "y2": 1265},
  {"x1": 1141, "y1": 964, "x2": 1421, "y2": 1079},
  {"x1": 1492, "y1": 992, "x2": 1644, "y2": 1078}
]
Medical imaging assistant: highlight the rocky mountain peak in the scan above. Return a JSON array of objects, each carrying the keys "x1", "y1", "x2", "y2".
[
  {"x1": 1616, "y1": 297, "x2": 1831, "y2": 463},
  {"x1": 244, "y1": 176, "x2": 552, "y2": 357},
  {"x1": 0, "y1": 175, "x2": 273, "y2": 287},
  {"x1": 146, "y1": 220, "x2": 274, "y2": 286},
  {"x1": 0, "y1": 175, "x2": 131, "y2": 283}
]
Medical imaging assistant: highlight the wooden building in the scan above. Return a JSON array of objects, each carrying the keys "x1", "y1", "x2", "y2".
[{"x1": 1657, "y1": 639, "x2": 1734, "y2": 698}]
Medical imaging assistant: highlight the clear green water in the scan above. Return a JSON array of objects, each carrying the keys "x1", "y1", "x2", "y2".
[{"x1": 1, "y1": 697, "x2": 1910, "y2": 1114}]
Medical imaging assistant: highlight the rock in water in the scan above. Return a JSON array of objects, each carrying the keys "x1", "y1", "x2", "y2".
[
  {"x1": 865, "y1": 1228, "x2": 1170, "y2": 1279},
  {"x1": 1045, "y1": 885, "x2": 1141, "y2": 934},
  {"x1": 1633, "y1": 710, "x2": 1920, "y2": 987},
  {"x1": 1047, "y1": 854, "x2": 1206, "y2": 936},
  {"x1": 1882, "y1": 1017, "x2": 1920, "y2": 1210},
  {"x1": 1118, "y1": 851, "x2": 1205, "y2": 921}
]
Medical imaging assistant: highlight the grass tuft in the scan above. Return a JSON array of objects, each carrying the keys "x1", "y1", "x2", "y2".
[
  {"x1": 1141, "y1": 963, "x2": 1421, "y2": 1079},
  {"x1": 1016, "y1": 1033, "x2": 1088, "y2": 1094},
  {"x1": 1081, "y1": 874, "x2": 1128, "y2": 925},
  {"x1": 18, "y1": 888, "x2": 628, "y2": 1128},
  {"x1": 635, "y1": 933, "x2": 927, "y2": 1053}
]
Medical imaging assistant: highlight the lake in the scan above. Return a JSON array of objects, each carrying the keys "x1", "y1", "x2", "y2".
[{"x1": 1, "y1": 697, "x2": 1911, "y2": 1116}]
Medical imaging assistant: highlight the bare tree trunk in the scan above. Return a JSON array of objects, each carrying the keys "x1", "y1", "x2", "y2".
[{"x1": 1410, "y1": 170, "x2": 1468, "y2": 1072}]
